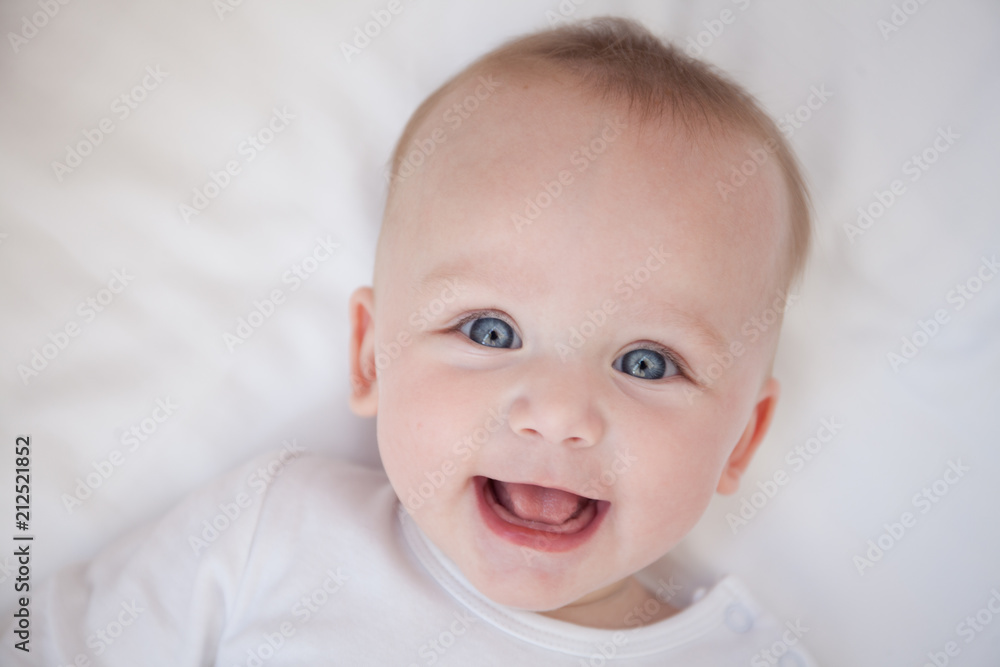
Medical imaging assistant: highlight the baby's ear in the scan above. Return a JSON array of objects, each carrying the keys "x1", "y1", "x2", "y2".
[
  {"x1": 716, "y1": 377, "x2": 780, "y2": 495},
  {"x1": 348, "y1": 286, "x2": 378, "y2": 417}
]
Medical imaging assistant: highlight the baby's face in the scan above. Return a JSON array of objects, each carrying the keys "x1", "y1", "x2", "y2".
[{"x1": 352, "y1": 74, "x2": 789, "y2": 616}]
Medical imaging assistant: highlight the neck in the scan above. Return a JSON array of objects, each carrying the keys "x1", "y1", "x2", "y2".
[{"x1": 538, "y1": 576, "x2": 678, "y2": 629}]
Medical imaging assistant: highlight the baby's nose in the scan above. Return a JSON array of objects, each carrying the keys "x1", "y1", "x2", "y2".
[{"x1": 504, "y1": 362, "x2": 605, "y2": 448}]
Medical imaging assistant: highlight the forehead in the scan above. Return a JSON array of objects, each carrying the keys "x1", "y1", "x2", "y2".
[{"x1": 384, "y1": 72, "x2": 788, "y2": 339}]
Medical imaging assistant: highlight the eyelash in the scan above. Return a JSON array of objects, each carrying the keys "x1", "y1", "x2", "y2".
[
  {"x1": 621, "y1": 341, "x2": 690, "y2": 381},
  {"x1": 449, "y1": 310, "x2": 692, "y2": 382},
  {"x1": 451, "y1": 309, "x2": 518, "y2": 333}
]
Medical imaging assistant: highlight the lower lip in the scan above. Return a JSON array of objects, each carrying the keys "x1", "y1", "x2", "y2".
[{"x1": 473, "y1": 476, "x2": 609, "y2": 553}]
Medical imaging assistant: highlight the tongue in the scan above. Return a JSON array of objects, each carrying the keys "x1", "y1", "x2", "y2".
[{"x1": 492, "y1": 480, "x2": 585, "y2": 525}]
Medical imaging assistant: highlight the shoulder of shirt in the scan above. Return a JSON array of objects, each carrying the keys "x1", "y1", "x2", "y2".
[
  {"x1": 244, "y1": 445, "x2": 389, "y2": 501},
  {"x1": 228, "y1": 446, "x2": 397, "y2": 537},
  {"x1": 224, "y1": 447, "x2": 402, "y2": 586}
]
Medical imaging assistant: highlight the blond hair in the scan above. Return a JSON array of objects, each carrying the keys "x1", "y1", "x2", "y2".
[{"x1": 385, "y1": 16, "x2": 811, "y2": 288}]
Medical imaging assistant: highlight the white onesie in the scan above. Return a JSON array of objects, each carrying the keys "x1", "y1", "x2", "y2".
[{"x1": 2, "y1": 448, "x2": 820, "y2": 666}]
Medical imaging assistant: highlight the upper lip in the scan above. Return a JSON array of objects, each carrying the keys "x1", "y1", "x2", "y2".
[{"x1": 481, "y1": 475, "x2": 602, "y2": 502}]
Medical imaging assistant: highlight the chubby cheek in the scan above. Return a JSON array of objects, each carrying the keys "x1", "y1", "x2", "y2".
[
  {"x1": 375, "y1": 346, "x2": 482, "y2": 510},
  {"x1": 616, "y1": 405, "x2": 737, "y2": 553}
]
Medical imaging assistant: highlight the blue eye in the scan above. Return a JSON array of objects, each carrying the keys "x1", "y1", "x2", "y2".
[
  {"x1": 461, "y1": 316, "x2": 520, "y2": 349},
  {"x1": 616, "y1": 348, "x2": 677, "y2": 380}
]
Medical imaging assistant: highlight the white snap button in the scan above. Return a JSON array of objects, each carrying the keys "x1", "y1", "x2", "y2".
[
  {"x1": 724, "y1": 603, "x2": 753, "y2": 633},
  {"x1": 778, "y1": 652, "x2": 806, "y2": 667}
]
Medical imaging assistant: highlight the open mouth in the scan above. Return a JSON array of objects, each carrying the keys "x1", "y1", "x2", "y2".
[{"x1": 474, "y1": 476, "x2": 608, "y2": 552}]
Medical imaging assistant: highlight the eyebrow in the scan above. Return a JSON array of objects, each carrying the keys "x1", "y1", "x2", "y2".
[
  {"x1": 616, "y1": 298, "x2": 728, "y2": 354},
  {"x1": 416, "y1": 259, "x2": 531, "y2": 300},
  {"x1": 417, "y1": 261, "x2": 729, "y2": 354}
]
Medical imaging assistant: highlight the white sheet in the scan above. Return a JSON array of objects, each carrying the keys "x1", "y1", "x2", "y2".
[{"x1": 1, "y1": 1, "x2": 998, "y2": 664}]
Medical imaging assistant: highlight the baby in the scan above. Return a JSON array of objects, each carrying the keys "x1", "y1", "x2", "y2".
[{"x1": 6, "y1": 16, "x2": 818, "y2": 666}]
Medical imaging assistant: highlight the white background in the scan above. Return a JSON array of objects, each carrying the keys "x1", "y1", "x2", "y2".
[{"x1": 1, "y1": 0, "x2": 998, "y2": 664}]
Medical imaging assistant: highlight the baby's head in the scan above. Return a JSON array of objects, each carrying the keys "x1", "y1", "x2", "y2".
[{"x1": 348, "y1": 17, "x2": 810, "y2": 623}]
